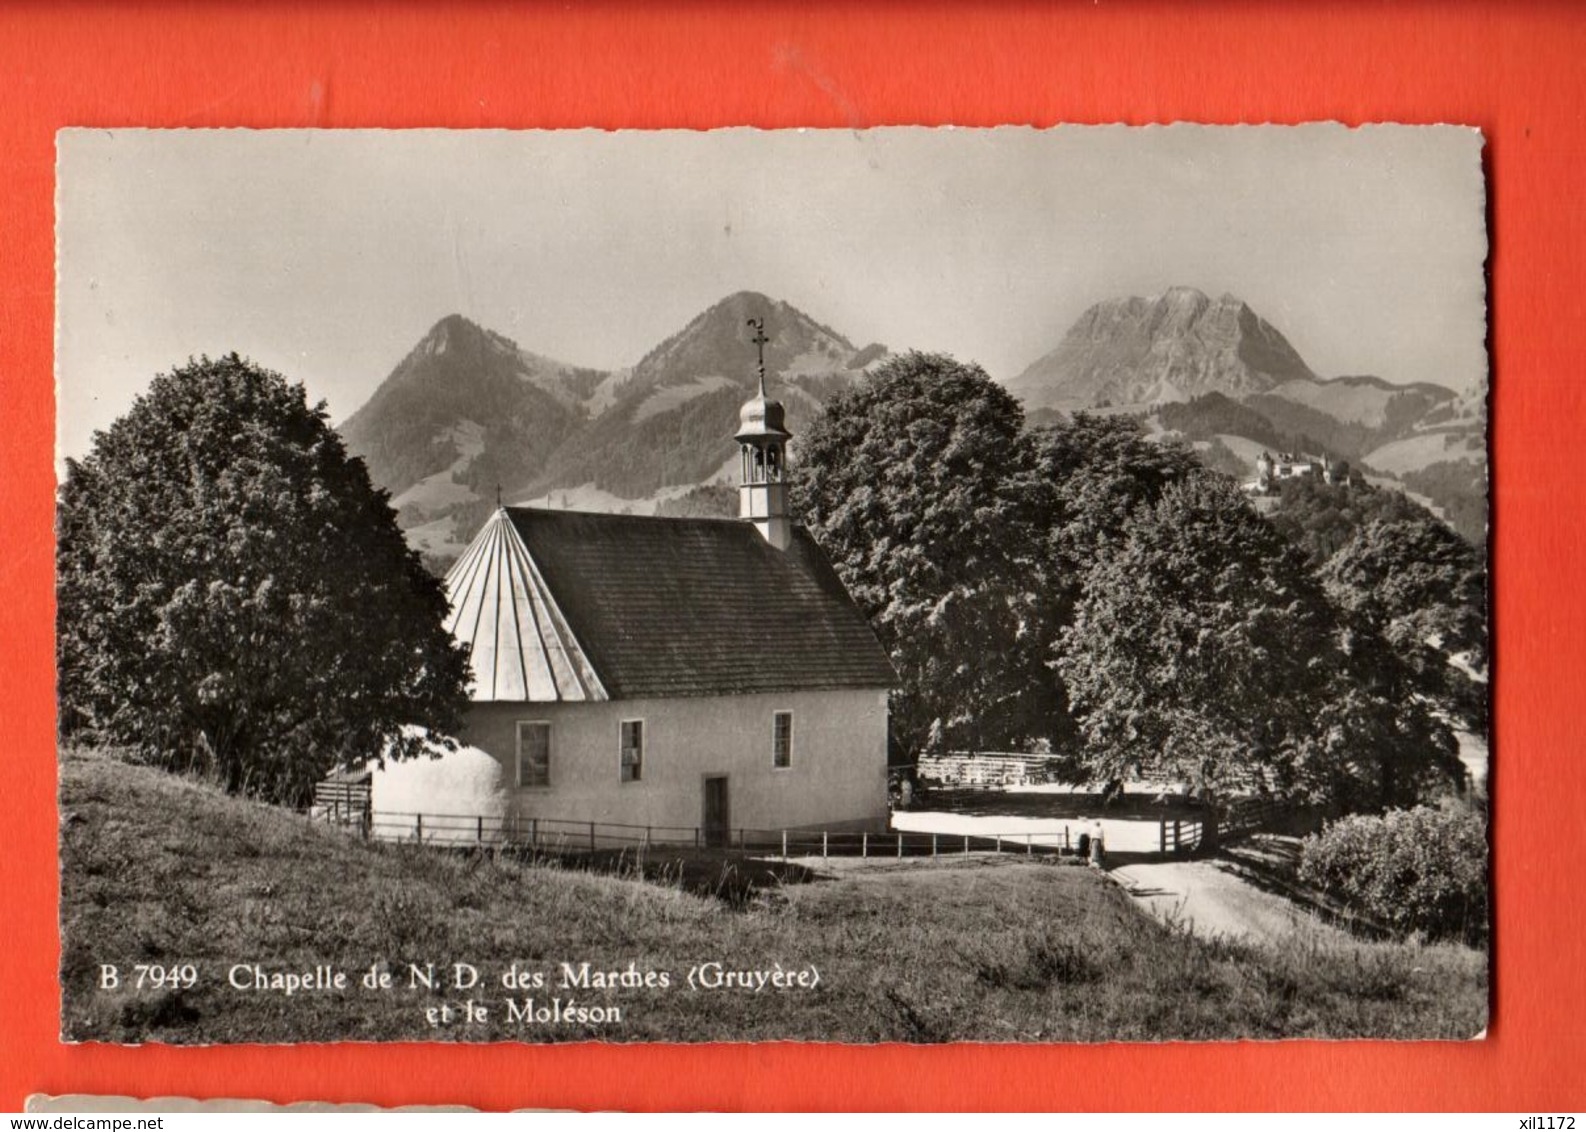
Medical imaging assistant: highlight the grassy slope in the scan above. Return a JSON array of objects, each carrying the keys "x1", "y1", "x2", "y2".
[{"x1": 60, "y1": 748, "x2": 1486, "y2": 1044}]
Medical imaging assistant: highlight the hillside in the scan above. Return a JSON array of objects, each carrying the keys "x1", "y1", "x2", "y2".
[
  {"x1": 1012, "y1": 288, "x2": 1477, "y2": 465},
  {"x1": 1247, "y1": 376, "x2": 1459, "y2": 464},
  {"x1": 1007, "y1": 288, "x2": 1485, "y2": 540},
  {"x1": 339, "y1": 287, "x2": 1486, "y2": 560},
  {"x1": 339, "y1": 295, "x2": 884, "y2": 562},
  {"x1": 339, "y1": 315, "x2": 606, "y2": 526},
  {"x1": 59, "y1": 747, "x2": 1484, "y2": 1044},
  {"x1": 529, "y1": 291, "x2": 883, "y2": 501}
]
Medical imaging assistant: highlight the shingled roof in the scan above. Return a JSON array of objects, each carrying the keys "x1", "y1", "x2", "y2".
[{"x1": 444, "y1": 507, "x2": 896, "y2": 701}]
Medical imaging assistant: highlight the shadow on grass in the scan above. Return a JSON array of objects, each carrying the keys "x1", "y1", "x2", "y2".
[
  {"x1": 1215, "y1": 836, "x2": 1394, "y2": 941},
  {"x1": 498, "y1": 844, "x2": 820, "y2": 908}
]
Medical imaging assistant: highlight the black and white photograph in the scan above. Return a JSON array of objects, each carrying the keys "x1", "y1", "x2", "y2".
[{"x1": 55, "y1": 125, "x2": 1489, "y2": 1045}]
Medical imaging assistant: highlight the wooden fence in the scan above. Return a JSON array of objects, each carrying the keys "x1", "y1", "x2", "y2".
[
  {"x1": 317, "y1": 807, "x2": 1077, "y2": 861},
  {"x1": 1155, "y1": 795, "x2": 1290, "y2": 855},
  {"x1": 312, "y1": 777, "x2": 371, "y2": 829},
  {"x1": 915, "y1": 751, "x2": 1066, "y2": 788},
  {"x1": 314, "y1": 795, "x2": 1292, "y2": 863},
  {"x1": 1221, "y1": 794, "x2": 1287, "y2": 840},
  {"x1": 1158, "y1": 815, "x2": 1206, "y2": 855}
]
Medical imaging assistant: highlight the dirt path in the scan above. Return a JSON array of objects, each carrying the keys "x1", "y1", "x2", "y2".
[{"x1": 1107, "y1": 857, "x2": 1344, "y2": 945}]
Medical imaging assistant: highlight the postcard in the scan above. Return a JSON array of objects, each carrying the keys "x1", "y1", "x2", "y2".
[{"x1": 54, "y1": 124, "x2": 1488, "y2": 1045}]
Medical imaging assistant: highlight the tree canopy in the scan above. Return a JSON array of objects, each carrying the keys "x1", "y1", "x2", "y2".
[
  {"x1": 1057, "y1": 473, "x2": 1338, "y2": 797},
  {"x1": 793, "y1": 351, "x2": 1053, "y2": 753},
  {"x1": 1266, "y1": 476, "x2": 1435, "y2": 565},
  {"x1": 794, "y1": 358, "x2": 1471, "y2": 813},
  {"x1": 1057, "y1": 474, "x2": 1460, "y2": 808},
  {"x1": 1322, "y1": 515, "x2": 1488, "y2": 732},
  {"x1": 793, "y1": 361, "x2": 1207, "y2": 758},
  {"x1": 57, "y1": 354, "x2": 472, "y2": 805}
]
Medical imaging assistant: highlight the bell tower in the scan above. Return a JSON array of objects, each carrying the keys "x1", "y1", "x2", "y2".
[{"x1": 735, "y1": 317, "x2": 793, "y2": 550}]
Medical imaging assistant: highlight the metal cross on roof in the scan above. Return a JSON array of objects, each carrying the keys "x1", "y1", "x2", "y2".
[{"x1": 747, "y1": 317, "x2": 768, "y2": 396}]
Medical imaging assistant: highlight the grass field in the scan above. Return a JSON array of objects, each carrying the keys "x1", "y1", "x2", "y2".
[{"x1": 59, "y1": 747, "x2": 1487, "y2": 1044}]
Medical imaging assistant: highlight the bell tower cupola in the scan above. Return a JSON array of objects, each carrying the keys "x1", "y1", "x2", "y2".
[{"x1": 735, "y1": 317, "x2": 793, "y2": 550}]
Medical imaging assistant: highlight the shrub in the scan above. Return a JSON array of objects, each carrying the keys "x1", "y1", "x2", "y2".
[{"x1": 1298, "y1": 804, "x2": 1488, "y2": 945}]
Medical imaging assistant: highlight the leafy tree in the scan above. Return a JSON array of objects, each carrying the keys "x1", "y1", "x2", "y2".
[
  {"x1": 792, "y1": 352, "x2": 1053, "y2": 755},
  {"x1": 1193, "y1": 437, "x2": 1251, "y2": 481},
  {"x1": 1057, "y1": 474, "x2": 1458, "y2": 809},
  {"x1": 1322, "y1": 516, "x2": 1488, "y2": 731},
  {"x1": 1024, "y1": 413, "x2": 1203, "y2": 600},
  {"x1": 1020, "y1": 414, "x2": 1203, "y2": 746},
  {"x1": 58, "y1": 355, "x2": 472, "y2": 805},
  {"x1": 1267, "y1": 476, "x2": 1434, "y2": 566}
]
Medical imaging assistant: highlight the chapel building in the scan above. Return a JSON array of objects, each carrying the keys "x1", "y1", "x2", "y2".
[{"x1": 397, "y1": 320, "x2": 895, "y2": 843}]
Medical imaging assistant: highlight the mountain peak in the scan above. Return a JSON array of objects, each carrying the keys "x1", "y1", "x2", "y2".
[
  {"x1": 712, "y1": 290, "x2": 777, "y2": 311},
  {"x1": 1158, "y1": 284, "x2": 1211, "y2": 307},
  {"x1": 1007, "y1": 288, "x2": 1317, "y2": 411},
  {"x1": 425, "y1": 311, "x2": 484, "y2": 340},
  {"x1": 629, "y1": 292, "x2": 865, "y2": 390}
]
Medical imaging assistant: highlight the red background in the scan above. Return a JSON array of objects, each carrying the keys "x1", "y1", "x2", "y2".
[{"x1": 3, "y1": 1, "x2": 1583, "y2": 1112}]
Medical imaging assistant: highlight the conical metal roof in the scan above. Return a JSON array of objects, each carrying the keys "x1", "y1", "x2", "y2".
[{"x1": 442, "y1": 509, "x2": 607, "y2": 702}]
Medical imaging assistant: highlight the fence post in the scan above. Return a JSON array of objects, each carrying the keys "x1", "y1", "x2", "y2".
[
  {"x1": 1173, "y1": 820, "x2": 1181, "y2": 853},
  {"x1": 781, "y1": 830, "x2": 788, "y2": 862},
  {"x1": 861, "y1": 831, "x2": 867, "y2": 858},
  {"x1": 822, "y1": 831, "x2": 828, "y2": 860},
  {"x1": 1160, "y1": 820, "x2": 1167, "y2": 854},
  {"x1": 897, "y1": 832, "x2": 903, "y2": 858},
  {"x1": 963, "y1": 835, "x2": 969, "y2": 856},
  {"x1": 590, "y1": 821, "x2": 596, "y2": 852},
  {"x1": 995, "y1": 835, "x2": 1002, "y2": 855},
  {"x1": 931, "y1": 834, "x2": 937, "y2": 858},
  {"x1": 415, "y1": 813, "x2": 423, "y2": 844},
  {"x1": 1026, "y1": 833, "x2": 1032, "y2": 856},
  {"x1": 478, "y1": 815, "x2": 485, "y2": 844}
]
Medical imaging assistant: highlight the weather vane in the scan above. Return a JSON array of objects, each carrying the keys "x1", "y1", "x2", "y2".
[{"x1": 747, "y1": 317, "x2": 768, "y2": 395}]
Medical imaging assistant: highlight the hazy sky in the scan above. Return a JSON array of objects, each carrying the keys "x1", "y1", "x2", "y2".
[{"x1": 57, "y1": 125, "x2": 1486, "y2": 464}]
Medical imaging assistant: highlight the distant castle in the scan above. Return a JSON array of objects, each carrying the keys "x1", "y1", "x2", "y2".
[{"x1": 1245, "y1": 450, "x2": 1349, "y2": 497}]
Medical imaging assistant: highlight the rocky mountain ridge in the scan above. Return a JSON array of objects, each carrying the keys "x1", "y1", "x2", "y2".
[
  {"x1": 340, "y1": 293, "x2": 886, "y2": 559},
  {"x1": 1006, "y1": 287, "x2": 1320, "y2": 409},
  {"x1": 338, "y1": 286, "x2": 1485, "y2": 560}
]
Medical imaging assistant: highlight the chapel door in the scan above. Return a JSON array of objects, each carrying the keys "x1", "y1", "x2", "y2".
[{"x1": 703, "y1": 776, "x2": 730, "y2": 848}]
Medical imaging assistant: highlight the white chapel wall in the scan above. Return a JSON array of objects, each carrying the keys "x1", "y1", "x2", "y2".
[
  {"x1": 460, "y1": 687, "x2": 890, "y2": 838},
  {"x1": 368, "y1": 742, "x2": 509, "y2": 843}
]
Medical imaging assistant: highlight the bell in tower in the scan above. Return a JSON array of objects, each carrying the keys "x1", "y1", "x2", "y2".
[{"x1": 736, "y1": 317, "x2": 793, "y2": 550}]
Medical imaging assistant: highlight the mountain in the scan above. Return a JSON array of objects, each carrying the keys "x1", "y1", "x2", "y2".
[
  {"x1": 339, "y1": 315, "x2": 606, "y2": 531},
  {"x1": 1009, "y1": 287, "x2": 1486, "y2": 542},
  {"x1": 529, "y1": 292, "x2": 883, "y2": 502},
  {"x1": 1246, "y1": 375, "x2": 1460, "y2": 465},
  {"x1": 1006, "y1": 287, "x2": 1318, "y2": 411},
  {"x1": 1360, "y1": 382, "x2": 1486, "y2": 475},
  {"x1": 1010, "y1": 287, "x2": 1472, "y2": 464},
  {"x1": 340, "y1": 295, "x2": 885, "y2": 563}
]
